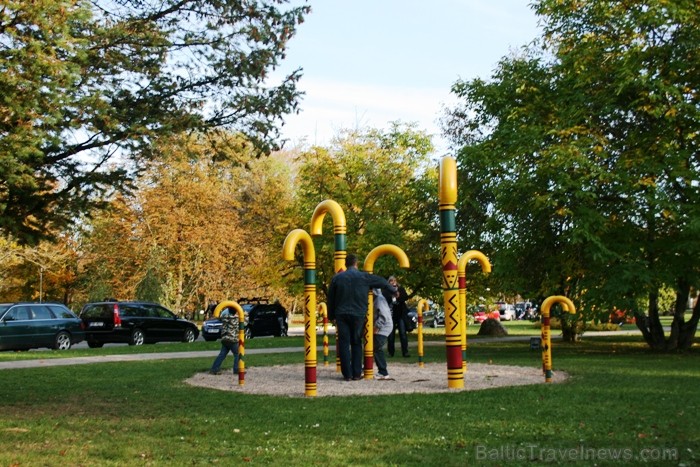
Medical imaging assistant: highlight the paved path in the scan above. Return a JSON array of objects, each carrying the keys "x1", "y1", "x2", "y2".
[{"x1": 0, "y1": 329, "x2": 646, "y2": 370}]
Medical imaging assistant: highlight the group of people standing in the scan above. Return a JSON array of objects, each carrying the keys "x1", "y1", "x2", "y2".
[
  {"x1": 208, "y1": 253, "x2": 412, "y2": 383},
  {"x1": 328, "y1": 254, "x2": 411, "y2": 381}
]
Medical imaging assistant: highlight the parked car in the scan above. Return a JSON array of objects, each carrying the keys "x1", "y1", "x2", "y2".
[
  {"x1": 80, "y1": 301, "x2": 199, "y2": 347},
  {"x1": 431, "y1": 308, "x2": 446, "y2": 327},
  {"x1": 0, "y1": 302, "x2": 85, "y2": 351},
  {"x1": 201, "y1": 298, "x2": 288, "y2": 341},
  {"x1": 609, "y1": 308, "x2": 635, "y2": 325},
  {"x1": 405, "y1": 306, "x2": 448, "y2": 330},
  {"x1": 406, "y1": 308, "x2": 419, "y2": 332},
  {"x1": 471, "y1": 304, "x2": 500, "y2": 324},
  {"x1": 497, "y1": 302, "x2": 517, "y2": 321}
]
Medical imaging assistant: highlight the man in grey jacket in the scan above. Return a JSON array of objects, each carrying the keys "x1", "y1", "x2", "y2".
[
  {"x1": 372, "y1": 288, "x2": 394, "y2": 380},
  {"x1": 327, "y1": 254, "x2": 396, "y2": 381}
]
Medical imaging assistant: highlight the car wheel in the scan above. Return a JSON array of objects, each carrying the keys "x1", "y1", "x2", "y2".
[
  {"x1": 244, "y1": 327, "x2": 252, "y2": 339},
  {"x1": 280, "y1": 326, "x2": 288, "y2": 337},
  {"x1": 183, "y1": 328, "x2": 196, "y2": 343},
  {"x1": 54, "y1": 331, "x2": 72, "y2": 350},
  {"x1": 87, "y1": 341, "x2": 103, "y2": 348},
  {"x1": 129, "y1": 329, "x2": 145, "y2": 346}
]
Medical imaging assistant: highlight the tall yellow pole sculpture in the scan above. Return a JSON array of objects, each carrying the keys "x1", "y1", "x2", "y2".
[
  {"x1": 439, "y1": 156, "x2": 463, "y2": 389},
  {"x1": 363, "y1": 245, "x2": 410, "y2": 379},
  {"x1": 213, "y1": 301, "x2": 246, "y2": 386},
  {"x1": 416, "y1": 299, "x2": 429, "y2": 368},
  {"x1": 457, "y1": 250, "x2": 491, "y2": 373},
  {"x1": 318, "y1": 303, "x2": 329, "y2": 366},
  {"x1": 282, "y1": 229, "x2": 318, "y2": 397},
  {"x1": 310, "y1": 200, "x2": 347, "y2": 274},
  {"x1": 540, "y1": 295, "x2": 576, "y2": 383},
  {"x1": 310, "y1": 199, "x2": 347, "y2": 372}
]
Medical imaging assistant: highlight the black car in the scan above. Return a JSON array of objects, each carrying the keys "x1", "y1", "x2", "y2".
[
  {"x1": 80, "y1": 301, "x2": 199, "y2": 347},
  {"x1": 201, "y1": 299, "x2": 288, "y2": 341},
  {"x1": 0, "y1": 302, "x2": 85, "y2": 351},
  {"x1": 407, "y1": 306, "x2": 444, "y2": 330}
]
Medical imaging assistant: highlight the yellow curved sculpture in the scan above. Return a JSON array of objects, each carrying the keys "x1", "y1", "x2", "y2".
[
  {"x1": 213, "y1": 300, "x2": 246, "y2": 385},
  {"x1": 282, "y1": 229, "x2": 318, "y2": 397},
  {"x1": 457, "y1": 250, "x2": 491, "y2": 373},
  {"x1": 540, "y1": 295, "x2": 576, "y2": 383},
  {"x1": 363, "y1": 244, "x2": 410, "y2": 379},
  {"x1": 310, "y1": 199, "x2": 347, "y2": 274},
  {"x1": 416, "y1": 299, "x2": 429, "y2": 368},
  {"x1": 439, "y1": 156, "x2": 462, "y2": 389},
  {"x1": 310, "y1": 199, "x2": 347, "y2": 372}
]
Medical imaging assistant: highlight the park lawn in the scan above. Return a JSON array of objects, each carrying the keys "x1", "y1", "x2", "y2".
[
  {"x1": 0, "y1": 335, "x2": 698, "y2": 466},
  {"x1": 0, "y1": 336, "x2": 309, "y2": 361}
]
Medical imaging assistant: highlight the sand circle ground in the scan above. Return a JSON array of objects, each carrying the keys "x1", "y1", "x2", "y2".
[{"x1": 185, "y1": 362, "x2": 568, "y2": 397}]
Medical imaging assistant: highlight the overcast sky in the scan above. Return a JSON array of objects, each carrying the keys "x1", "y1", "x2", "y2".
[{"x1": 272, "y1": 1, "x2": 542, "y2": 152}]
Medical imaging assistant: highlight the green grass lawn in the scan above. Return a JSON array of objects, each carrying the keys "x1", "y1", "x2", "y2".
[{"x1": 1, "y1": 333, "x2": 698, "y2": 466}]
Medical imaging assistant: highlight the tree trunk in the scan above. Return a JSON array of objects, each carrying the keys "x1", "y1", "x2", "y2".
[
  {"x1": 636, "y1": 283, "x2": 698, "y2": 351},
  {"x1": 678, "y1": 296, "x2": 700, "y2": 350},
  {"x1": 635, "y1": 289, "x2": 667, "y2": 350},
  {"x1": 560, "y1": 315, "x2": 582, "y2": 343}
]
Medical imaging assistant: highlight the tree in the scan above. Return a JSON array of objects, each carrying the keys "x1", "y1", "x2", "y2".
[
  {"x1": 443, "y1": 0, "x2": 700, "y2": 349},
  {"x1": 0, "y1": 0, "x2": 309, "y2": 245},
  {"x1": 75, "y1": 131, "x2": 299, "y2": 313},
  {"x1": 293, "y1": 123, "x2": 442, "y2": 303},
  {"x1": 0, "y1": 234, "x2": 78, "y2": 304}
]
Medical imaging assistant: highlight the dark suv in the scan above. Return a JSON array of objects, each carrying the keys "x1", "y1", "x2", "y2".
[
  {"x1": 201, "y1": 298, "x2": 288, "y2": 341},
  {"x1": 80, "y1": 301, "x2": 199, "y2": 347}
]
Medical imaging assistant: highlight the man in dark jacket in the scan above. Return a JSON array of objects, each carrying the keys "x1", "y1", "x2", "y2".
[
  {"x1": 385, "y1": 276, "x2": 411, "y2": 357},
  {"x1": 327, "y1": 254, "x2": 396, "y2": 381}
]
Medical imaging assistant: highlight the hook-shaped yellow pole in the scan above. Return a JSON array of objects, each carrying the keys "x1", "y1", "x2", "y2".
[
  {"x1": 213, "y1": 301, "x2": 246, "y2": 385},
  {"x1": 457, "y1": 250, "x2": 491, "y2": 373},
  {"x1": 310, "y1": 199, "x2": 347, "y2": 274},
  {"x1": 416, "y1": 299, "x2": 429, "y2": 368},
  {"x1": 540, "y1": 295, "x2": 576, "y2": 383},
  {"x1": 310, "y1": 199, "x2": 347, "y2": 373},
  {"x1": 363, "y1": 244, "x2": 410, "y2": 379},
  {"x1": 282, "y1": 229, "x2": 318, "y2": 397}
]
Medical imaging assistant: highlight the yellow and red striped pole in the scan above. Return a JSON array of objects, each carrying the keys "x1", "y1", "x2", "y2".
[
  {"x1": 283, "y1": 229, "x2": 317, "y2": 397},
  {"x1": 213, "y1": 301, "x2": 246, "y2": 386},
  {"x1": 416, "y1": 299, "x2": 429, "y2": 367},
  {"x1": 363, "y1": 245, "x2": 410, "y2": 379},
  {"x1": 457, "y1": 250, "x2": 491, "y2": 373},
  {"x1": 540, "y1": 295, "x2": 576, "y2": 383},
  {"x1": 318, "y1": 302, "x2": 329, "y2": 366},
  {"x1": 311, "y1": 200, "x2": 347, "y2": 372},
  {"x1": 439, "y1": 156, "x2": 462, "y2": 389}
]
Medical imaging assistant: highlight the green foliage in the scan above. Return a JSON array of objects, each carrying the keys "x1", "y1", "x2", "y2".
[
  {"x1": 293, "y1": 123, "x2": 441, "y2": 301},
  {"x1": 72, "y1": 132, "x2": 298, "y2": 312},
  {"x1": 443, "y1": 0, "x2": 700, "y2": 348},
  {"x1": 0, "y1": 0, "x2": 309, "y2": 244}
]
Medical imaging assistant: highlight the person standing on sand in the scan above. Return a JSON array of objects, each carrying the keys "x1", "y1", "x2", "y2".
[
  {"x1": 327, "y1": 254, "x2": 396, "y2": 381},
  {"x1": 209, "y1": 306, "x2": 240, "y2": 376},
  {"x1": 372, "y1": 288, "x2": 394, "y2": 380},
  {"x1": 385, "y1": 276, "x2": 411, "y2": 357}
]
